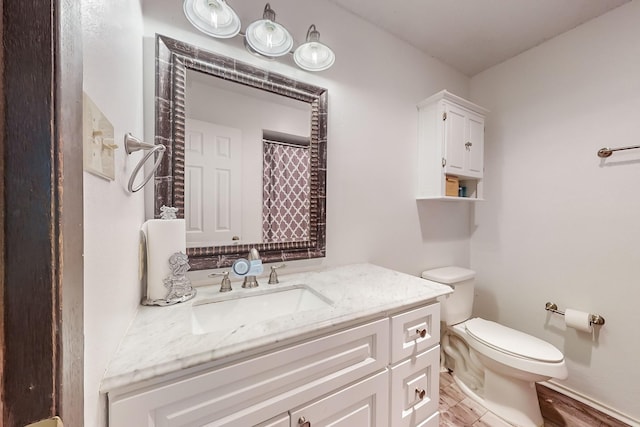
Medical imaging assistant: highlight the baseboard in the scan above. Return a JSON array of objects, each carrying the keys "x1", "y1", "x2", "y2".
[{"x1": 541, "y1": 380, "x2": 639, "y2": 427}]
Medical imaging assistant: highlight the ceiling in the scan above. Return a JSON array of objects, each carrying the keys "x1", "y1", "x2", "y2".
[{"x1": 326, "y1": 0, "x2": 629, "y2": 76}]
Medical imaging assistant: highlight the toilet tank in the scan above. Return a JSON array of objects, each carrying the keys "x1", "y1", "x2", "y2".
[{"x1": 422, "y1": 266, "x2": 476, "y2": 326}]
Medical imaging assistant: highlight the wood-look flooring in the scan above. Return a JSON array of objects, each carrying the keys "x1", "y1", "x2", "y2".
[{"x1": 438, "y1": 371, "x2": 630, "y2": 427}]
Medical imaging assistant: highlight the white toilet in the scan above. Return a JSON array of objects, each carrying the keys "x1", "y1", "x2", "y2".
[{"x1": 422, "y1": 266, "x2": 568, "y2": 427}]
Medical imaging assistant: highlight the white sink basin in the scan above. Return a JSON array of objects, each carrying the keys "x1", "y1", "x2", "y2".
[{"x1": 191, "y1": 284, "x2": 333, "y2": 335}]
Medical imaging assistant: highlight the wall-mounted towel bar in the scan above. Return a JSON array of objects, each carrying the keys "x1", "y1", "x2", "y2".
[
  {"x1": 125, "y1": 133, "x2": 165, "y2": 193},
  {"x1": 597, "y1": 144, "x2": 640, "y2": 158},
  {"x1": 545, "y1": 302, "x2": 605, "y2": 326}
]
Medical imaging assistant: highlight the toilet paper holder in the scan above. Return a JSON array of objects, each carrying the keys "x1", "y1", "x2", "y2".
[{"x1": 545, "y1": 302, "x2": 605, "y2": 326}]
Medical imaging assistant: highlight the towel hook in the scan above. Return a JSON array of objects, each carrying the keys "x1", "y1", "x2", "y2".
[
  {"x1": 125, "y1": 133, "x2": 165, "y2": 193},
  {"x1": 597, "y1": 144, "x2": 640, "y2": 158}
]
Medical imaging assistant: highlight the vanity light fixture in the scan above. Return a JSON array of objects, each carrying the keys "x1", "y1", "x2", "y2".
[
  {"x1": 182, "y1": 0, "x2": 335, "y2": 71},
  {"x1": 294, "y1": 25, "x2": 335, "y2": 72},
  {"x1": 183, "y1": 0, "x2": 241, "y2": 39},
  {"x1": 245, "y1": 3, "x2": 293, "y2": 57}
]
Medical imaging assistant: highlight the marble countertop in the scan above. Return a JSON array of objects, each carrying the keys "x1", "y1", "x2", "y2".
[{"x1": 101, "y1": 263, "x2": 452, "y2": 392}]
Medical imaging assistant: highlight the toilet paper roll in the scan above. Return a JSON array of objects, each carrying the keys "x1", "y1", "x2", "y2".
[
  {"x1": 564, "y1": 308, "x2": 593, "y2": 333},
  {"x1": 142, "y1": 219, "x2": 186, "y2": 301}
]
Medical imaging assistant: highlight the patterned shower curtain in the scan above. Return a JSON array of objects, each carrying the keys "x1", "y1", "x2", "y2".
[{"x1": 262, "y1": 140, "x2": 310, "y2": 243}]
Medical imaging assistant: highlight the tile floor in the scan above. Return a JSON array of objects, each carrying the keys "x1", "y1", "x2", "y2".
[
  {"x1": 439, "y1": 371, "x2": 513, "y2": 427},
  {"x1": 438, "y1": 371, "x2": 629, "y2": 427}
]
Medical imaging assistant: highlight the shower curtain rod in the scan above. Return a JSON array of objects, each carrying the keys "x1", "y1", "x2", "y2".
[{"x1": 263, "y1": 138, "x2": 310, "y2": 149}]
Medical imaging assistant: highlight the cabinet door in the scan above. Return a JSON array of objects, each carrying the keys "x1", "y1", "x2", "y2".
[
  {"x1": 443, "y1": 104, "x2": 466, "y2": 175},
  {"x1": 390, "y1": 346, "x2": 440, "y2": 427},
  {"x1": 416, "y1": 412, "x2": 439, "y2": 427},
  {"x1": 465, "y1": 112, "x2": 484, "y2": 178},
  {"x1": 255, "y1": 413, "x2": 290, "y2": 427},
  {"x1": 199, "y1": 411, "x2": 290, "y2": 427},
  {"x1": 289, "y1": 370, "x2": 389, "y2": 427}
]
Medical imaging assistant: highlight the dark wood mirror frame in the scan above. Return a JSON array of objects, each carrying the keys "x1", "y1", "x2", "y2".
[{"x1": 154, "y1": 35, "x2": 327, "y2": 270}]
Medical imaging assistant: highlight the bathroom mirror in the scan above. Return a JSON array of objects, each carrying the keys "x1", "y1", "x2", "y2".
[{"x1": 154, "y1": 35, "x2": 327, "y2": 270}]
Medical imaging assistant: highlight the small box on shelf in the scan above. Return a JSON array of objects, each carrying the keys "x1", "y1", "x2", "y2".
[
  {"x1": 445, "y1": 175, "x2": 459, "y2": 197},
  {"x1": 459, "y1": 179, "x2": 480, "y2": 199}
]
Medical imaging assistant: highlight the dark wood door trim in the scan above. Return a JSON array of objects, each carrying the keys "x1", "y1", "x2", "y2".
[
  {"x1": 56, "y1": 0, "x2": 84, "y2": 425},
  {"x1": 2, "y1": 0, "x2": 84, "y2": 425},
  {"x1": 2, "y1": 0, "x2": 59, "y2": 422},
  {"x1": 0, "y1": 0, "x2": 5, "y2": 420}
]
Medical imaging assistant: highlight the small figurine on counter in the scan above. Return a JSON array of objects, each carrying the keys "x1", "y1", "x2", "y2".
[
  {"x1": 163, "y1": 252, "x2": 196, "y2": 302},
  {"x1": 160, "y1": 205, "x2": 179, "y2": 220}
]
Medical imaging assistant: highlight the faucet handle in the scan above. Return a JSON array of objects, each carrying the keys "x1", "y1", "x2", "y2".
[
  {"x1": 209, "y1": 271, "x2": 232, "y2": 292},
  {"x1": 268, "y1": 264, "x2": 286, "y2": 284}
]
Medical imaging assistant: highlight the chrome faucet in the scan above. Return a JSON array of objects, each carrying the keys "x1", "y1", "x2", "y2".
[
  {"x1": 268, "y1": 264, "x2": 286, "y2": 284},
  {"x1": 209, "y1": 271, "x2": 232, "y2": 292},
  {"x1": 242, "y1": 248, "x2": 261, "y2": 288}
]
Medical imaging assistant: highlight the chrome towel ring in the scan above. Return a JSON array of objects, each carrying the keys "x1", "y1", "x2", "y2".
[{"x1": 125, "y1": 133, "x2": 165, "y2": 193}]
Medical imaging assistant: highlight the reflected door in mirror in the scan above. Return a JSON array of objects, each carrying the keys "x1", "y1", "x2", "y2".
[{"x1": 185, "y1": 119, "x2": 242, "y2": 247}]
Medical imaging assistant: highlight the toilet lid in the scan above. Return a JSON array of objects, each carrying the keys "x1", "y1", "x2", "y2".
[{"x1": 465, "y1": 318, "x2": 564, "y2": 363}]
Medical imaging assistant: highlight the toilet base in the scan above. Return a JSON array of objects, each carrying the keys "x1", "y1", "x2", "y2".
[
  {"x1": 452, "y1": 371, "x2": 542, "y2": 427},
  {"x1": 483, "y1": 368, "x2": 543, "y2": 427},
  {"x1": 444, "y1": 320, "x2": 563, "y2": 427}
]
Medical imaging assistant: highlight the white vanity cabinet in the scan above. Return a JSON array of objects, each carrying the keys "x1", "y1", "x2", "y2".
[
  {"x1": 416, "y1": 90, "x2": 489, "y2": 201},
  {"x1": 107, "y1": 302, "x2": 441, "y2": 427}
]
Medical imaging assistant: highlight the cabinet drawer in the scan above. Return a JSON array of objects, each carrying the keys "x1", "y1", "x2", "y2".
[
  {"x1": 391, "y1": 303, "x2": 440, "y2": 363},
  {"x1": 416, "y1": 412, "x2": 439, "y2": 427},
  {"x1": 109, "y1": 319, "x2": 389, "y2": 427},
  {"x1": 390, "y1": 345, "x2": 440, "y2": 427},
  {"x1": 289, "y1": 370, "x2": 389, "y2": 427},
  {"x1": 256, "y1": 413, "x2": 289, "y2": 427}
]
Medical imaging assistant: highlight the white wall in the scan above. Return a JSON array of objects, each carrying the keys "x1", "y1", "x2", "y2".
[
  {"x1": 82, "y1": 0, "x2": 144, "y2": 425},
  {"x1": 142, "y1": 0, "x2": 472, "y2": 277},
  {"x1": 470, "y1": 1, "x2": 640, "y2": 422}
]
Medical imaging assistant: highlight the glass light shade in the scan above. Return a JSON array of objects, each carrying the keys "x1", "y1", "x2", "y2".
[
  {"x1": 294, "y1": 25, "x2": 335, "y2": 71},
  {"x1": 183, "y1": 0, "x2": 241, "y2": 39},
  {"x1": 245, "y1": 4, "x2": 293, "y2": 57}
]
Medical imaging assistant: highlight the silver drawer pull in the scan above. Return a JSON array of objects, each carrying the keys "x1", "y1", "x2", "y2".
[
  {"x1": 298, "y1": 416, "x2": 311, "y2": 427},
  {"x1": 416, "y1": 328, "x2": 427, "y2": 338},
  {"x1": 415, "y1": 388, "x2": 426, "y2": 400}
]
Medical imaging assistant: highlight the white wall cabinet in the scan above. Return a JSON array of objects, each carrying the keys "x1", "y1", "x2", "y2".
[
  {"x1": 107, "y1": 302, "x2": 441, "y2": 427},
  {"x1": 417, "y1": 90, "x2": 489, "y2": 200}
]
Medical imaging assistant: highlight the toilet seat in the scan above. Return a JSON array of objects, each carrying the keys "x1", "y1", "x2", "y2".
[
  {"x1": 464, "y1": 318, "x2": 564, "y2": 363},
  {"x1": 451, "y1": 318, "x2": 568, "y2": 380}
]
